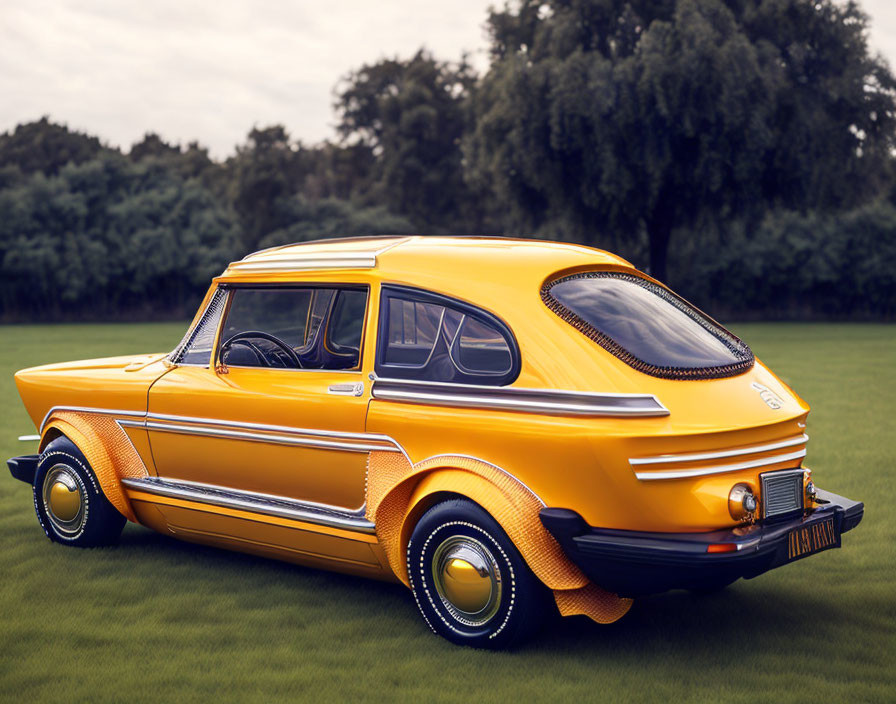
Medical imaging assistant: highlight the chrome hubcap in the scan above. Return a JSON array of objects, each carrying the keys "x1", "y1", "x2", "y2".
[
  {"x1": 432, "y1": 536, "x2": 502, "y2": 626},
  {"x1": 42, "y1": 464, "x2": 86, "y2": 536}
]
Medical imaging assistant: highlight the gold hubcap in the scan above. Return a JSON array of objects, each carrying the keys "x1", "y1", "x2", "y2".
[
  {"x1": 42, "y1": 465, "x2": 86, "y2": 536},
  {"x1": 441, "y1": 557, "x2": 494, "y2": 613},
  {"x1": 432, "y1": 536, "x2": 502, "y2": 627},
  {"x1": 49, "y1": 480, "x2": 81, "y2": 521}
]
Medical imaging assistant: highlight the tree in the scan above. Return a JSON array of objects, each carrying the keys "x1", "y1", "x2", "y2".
[
  {"x1": 129, "y1": 133, "x2": 181, "y2": 161},
  {"x1": 0, "y1": 153, "x2": 240, "y2": 318},
  {"x1": 334, "y1": 49, "x2": 480, "y2": 231},
  {"x1": 0, "y1": 117, "x2": 107, "y2": 177},
  {"x1": 225, "y1": 125, "x2": 305, "y2": 251},
  {"x1": 257, "y1": 196, "x2": 414, "y2": 250},
  {"x1": 466, "y1": 0, "x2": 896, "y2": 281}
]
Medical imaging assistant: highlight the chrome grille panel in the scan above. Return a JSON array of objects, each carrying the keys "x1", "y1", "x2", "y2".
[{"x1": 761, "y1": 469, "x2": 804, "y2": 519}]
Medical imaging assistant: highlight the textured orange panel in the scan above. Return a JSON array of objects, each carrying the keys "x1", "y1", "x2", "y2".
[
  {"x1": 554, "y1": 583, "x2": 633, "y2": 624},
  {"x1": 366, "y1": 450, "x2": 630, "y2": 624},
  {"x1": 42, "y1": 412, "x2": 148, "y2": 522}
]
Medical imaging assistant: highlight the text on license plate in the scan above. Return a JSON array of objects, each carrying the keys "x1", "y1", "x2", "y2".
[{"x1": 787, "y1": 518, "x2": 837, "y2": 560}]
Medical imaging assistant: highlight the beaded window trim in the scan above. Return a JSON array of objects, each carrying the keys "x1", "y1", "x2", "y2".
[{"x1": 541, "y1": 272, "x2": 754, "y2": 380}]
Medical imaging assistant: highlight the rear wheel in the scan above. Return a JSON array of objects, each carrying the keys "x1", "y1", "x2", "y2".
[
  {"x1": 407, "y1": 498, "x2": 550, "y2": 649},
  {"x1": 33, "y1": 436, "x2": 126, "y2": 547}
]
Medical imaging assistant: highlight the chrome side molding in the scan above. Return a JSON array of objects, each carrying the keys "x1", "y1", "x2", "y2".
[
  {"x1": 121, "y1": 477, "x2": 375, "y2": 533},
  {"x1": 124, "y1": 413, "x2": 401, "y2": 454},
  {"x1": 634, "y1": 448, "x2": 808, "y2": 481},
  {"x1": 630, "y1": 434, "x2": 809, "y2": 466},
  {"x1": 370, "y1": 377, "x2": 669, "y2": 417},
  {"x1": 38, "y1": 406, "x2": 146, "y2": 434}
]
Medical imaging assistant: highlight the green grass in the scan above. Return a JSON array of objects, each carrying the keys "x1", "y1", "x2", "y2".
[{"x1": 0, "y1": 322, "x2": 894, "y2": 703}]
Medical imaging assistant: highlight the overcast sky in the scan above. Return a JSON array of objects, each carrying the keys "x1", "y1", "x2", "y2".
[{"x1": 3, "y1": 0, "x2": 896, "y2": 159}]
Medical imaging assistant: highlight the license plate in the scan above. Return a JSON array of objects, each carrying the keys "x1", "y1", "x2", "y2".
[{"x1": 787, "y1": 517, "x2": 839, "y2": 561}]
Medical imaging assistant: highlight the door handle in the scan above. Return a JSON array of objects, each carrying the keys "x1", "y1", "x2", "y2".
[{"x1": 328, "y1": 381, "x2": 364, "y2": 397}]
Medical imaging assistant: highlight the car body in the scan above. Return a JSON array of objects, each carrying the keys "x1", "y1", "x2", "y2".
[{"x1": 8, "y1": 236, "x2": 864, "y2": 647}]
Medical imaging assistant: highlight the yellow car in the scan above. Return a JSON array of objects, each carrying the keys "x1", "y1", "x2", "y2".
[{"x1": 8, "y1": 236, "x2": 864, "y2": 648}]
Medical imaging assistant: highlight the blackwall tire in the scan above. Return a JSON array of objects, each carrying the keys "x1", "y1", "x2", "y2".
[
  {"x1": 407, "y1": 498, "x2": 550, "y2": 649},
  {"x1": 33, "y1": 436, "x2": 126, "y2": 547}
]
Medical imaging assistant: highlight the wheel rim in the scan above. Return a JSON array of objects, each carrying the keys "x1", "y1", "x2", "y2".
[
  {"x1": 42, "y1": 464, "x2": 86, "y2": 536},
  {"x1": 431, "y1": 535, "x2": 502, "y2": 627}
]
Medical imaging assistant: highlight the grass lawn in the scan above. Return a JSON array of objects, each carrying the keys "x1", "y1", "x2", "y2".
[{"x1": 0, "y1": 322, "x2": 893, "y2": 703}]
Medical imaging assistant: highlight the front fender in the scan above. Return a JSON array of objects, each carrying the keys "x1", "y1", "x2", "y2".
[{"x1": 40, "y1": 411, "x2": 149, "y2": 523}]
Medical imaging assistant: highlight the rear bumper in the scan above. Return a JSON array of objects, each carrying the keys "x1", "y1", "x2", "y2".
[
  {"x1": 7, "y1": 455, "x2": 39, "y2": 485},
  {"x1": 540, "y1": 488, "x2": 864, "y2": 597}
]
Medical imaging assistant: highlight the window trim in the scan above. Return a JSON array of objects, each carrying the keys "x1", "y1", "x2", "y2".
[
  {"x1": 169, "y1": 287, "x2": 230, "y2": 368},
  {"x1": 541, "y1": 271, "x2": 754, "y2": 380},
  {"x1": 323, "y1": 288, "x2": 369, "y2": 358},
  {"x1": 212, "y1": 282, "x2": 371, "y2": 374},
  {"x1": 375, "y1": 284, "x2": 521, "y2": 386}
]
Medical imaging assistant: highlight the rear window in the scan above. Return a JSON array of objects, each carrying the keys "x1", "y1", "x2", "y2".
[{"x1": 542, "y1": 272, "x2": 753, "y2": 379}]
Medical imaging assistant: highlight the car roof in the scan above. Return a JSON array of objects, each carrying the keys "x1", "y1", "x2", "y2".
[{"x1": 222, "y1": 235, "x2": 633, "y2": 282}]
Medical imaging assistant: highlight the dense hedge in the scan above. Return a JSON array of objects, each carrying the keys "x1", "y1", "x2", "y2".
[
  {"x1": 0, "y1": 113, "x2": 894, "y2": 321},
  {"x1": 0, "y1": 154, "x2": 239, "y2": 319},
  {"x1": 0, "y1": 153, "x2": 413, "y2": 321},
  {"x1": 672, "y1": 204, "x2": 896, "y2": 320}
]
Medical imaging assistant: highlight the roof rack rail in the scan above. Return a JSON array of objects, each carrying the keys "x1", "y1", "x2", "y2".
[{"x1": 241, "y1": 234, "x2": 414, "y2": 261}]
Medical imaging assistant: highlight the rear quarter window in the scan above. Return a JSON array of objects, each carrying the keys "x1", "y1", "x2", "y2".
[{"x1": 376, "y1": 286, "x2": 519, "y2": 385}]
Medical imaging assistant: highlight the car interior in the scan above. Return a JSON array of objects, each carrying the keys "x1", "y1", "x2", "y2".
[{"x1": 218, "y1": 287, "x2": 366, "y2": 370}]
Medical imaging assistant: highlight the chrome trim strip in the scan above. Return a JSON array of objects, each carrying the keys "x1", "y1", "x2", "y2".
[
  {"x1": 634, "y1": 449, "x2": 807, "y2": 481},
  {"x1": 630, "y1": 434, "x2": 809, "y2": 466},
  {"x1": 239, "y1": 235, "x2": 410, "y2": 261},
  {"x1": 39, "y1": 406, "x2": 146, "y2": 434},
  {"x1": 121, "y1": 477, "x2": 375, "y2": 533},
  {"x1": 142, "y1": 420, "x2": 391, "y2": 453},
  {"x1": 228, "y1": 253, "x2": 377, "y2": 272},
  {"x1": 370, "y1": 377, "x2": 668, "y2": 417},
  {"x1": 144, "y1": 412, "x2": 400, "y2": 450}
]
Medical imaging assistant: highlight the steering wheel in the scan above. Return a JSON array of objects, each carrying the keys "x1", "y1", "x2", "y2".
[{"x1": 220, "y1": 330, "x2": 303, "y2": 368}]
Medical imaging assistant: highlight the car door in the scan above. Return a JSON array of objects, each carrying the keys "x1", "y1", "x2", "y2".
[{"x1": 146, "y1": 283, "x2": 376, "y2": 511}]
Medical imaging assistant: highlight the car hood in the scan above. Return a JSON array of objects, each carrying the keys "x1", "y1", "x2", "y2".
[{"x1": 15, "y1": 353, "x2": 173, "y2": 431}]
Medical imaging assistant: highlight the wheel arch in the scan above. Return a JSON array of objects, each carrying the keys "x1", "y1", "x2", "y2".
[
  {"x1": 39, "y1": 412, "x2": 148, "y2": 523},
  {"x1": 366, "y1": 451, "x2": 588, "y2": 591}
]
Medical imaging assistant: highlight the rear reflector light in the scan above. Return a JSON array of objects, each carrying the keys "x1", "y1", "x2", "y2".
[{"x1": 707, "y1": 543, "x2": 737, "y2": 553}]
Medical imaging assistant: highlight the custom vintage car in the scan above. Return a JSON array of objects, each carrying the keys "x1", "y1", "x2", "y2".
[{"x1": 8, "y1": 236, "x2": 864, "y2": 648}]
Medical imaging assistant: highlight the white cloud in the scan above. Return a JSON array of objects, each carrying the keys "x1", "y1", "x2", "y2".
[
  {"x1": 2, "y1": 0, "x2": 895, "y2": 159},
  {"x1": 0, "y1": 0, "x2": 494, "y2": 157}
]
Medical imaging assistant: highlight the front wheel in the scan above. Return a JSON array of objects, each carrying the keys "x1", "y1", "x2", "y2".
[
  {"x1": 407, "y1": 498, "x2": 550, "y2": 649},
  {"x1": 33, "y1": 436, "x2": 126, "y2": 547}
]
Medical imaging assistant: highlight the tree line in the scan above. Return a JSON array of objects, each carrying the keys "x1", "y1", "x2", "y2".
[{"x1": 1, "y1": 0, "x2": 894, "y2": 321}]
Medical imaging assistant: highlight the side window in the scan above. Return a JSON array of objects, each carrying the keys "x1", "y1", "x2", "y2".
[
  {"x1": 170, "y1": 288, "x2": 228, "y2": 366},
  {"x1": 221, "y1": 288, "x2": 313, "y2": 352},
  {"x1": 376, "y1": 287, "x2": 518, "y2": 385},
  {"x1": 217, "y1": 286, "x2": 367, "y2": 371}
]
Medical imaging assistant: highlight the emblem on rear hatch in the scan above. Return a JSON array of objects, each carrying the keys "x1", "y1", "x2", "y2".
[{"x1": 751, "y1": 382, "x2": 783, "y2": 409}]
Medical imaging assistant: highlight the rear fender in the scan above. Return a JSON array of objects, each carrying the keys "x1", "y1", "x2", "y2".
[{"x1": 366, "y1": 451, "x2": 587, "y2": 590}]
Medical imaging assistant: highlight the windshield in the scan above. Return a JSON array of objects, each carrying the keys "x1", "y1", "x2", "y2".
[{"x1": 542, "y1": 272, "x2": 753, "y2": 379}]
